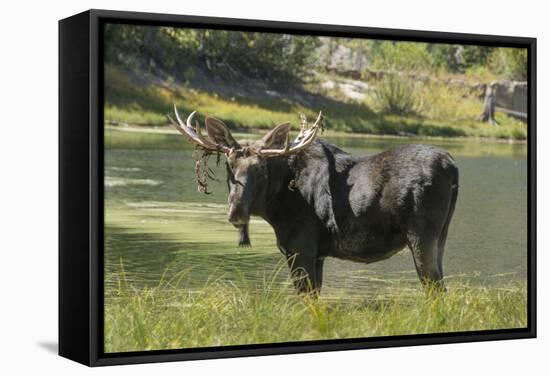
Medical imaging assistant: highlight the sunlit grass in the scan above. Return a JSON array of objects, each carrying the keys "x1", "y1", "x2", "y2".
[{"x1": 104, "y1": 266, "x2": 527, "y2": 353}]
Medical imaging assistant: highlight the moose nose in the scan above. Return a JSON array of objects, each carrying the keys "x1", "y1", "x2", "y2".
[{"x1": 228, "y1": 204, "x2": 249, "y2": 225}]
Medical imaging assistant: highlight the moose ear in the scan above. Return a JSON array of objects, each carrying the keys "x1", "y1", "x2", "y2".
[
  {"x1": 260, "y1": 122, "x2": 291, "y2": 149},
  {"x1": 205, "y1": 117, "x2": 240, "y2": 149}
]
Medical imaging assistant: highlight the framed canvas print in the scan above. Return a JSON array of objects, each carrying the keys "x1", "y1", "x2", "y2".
[{"x1": 59, "y1": 9, "x2": 536, "y2": 366}]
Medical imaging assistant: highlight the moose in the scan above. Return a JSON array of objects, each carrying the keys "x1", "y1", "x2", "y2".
[{"x1": 169, "y1": 106, "x2": 459, "y2": 295}]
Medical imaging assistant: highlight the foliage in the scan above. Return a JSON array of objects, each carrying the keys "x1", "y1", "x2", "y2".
[
  {"x1": 489, "y1": 48, "x2": 528, "y2": 81},
  {"x1": 370, "y1": 41, "x2": 433, "y2": 72},
  {"x1": 461, "y1": 45, "x2": 495, "y2": 68},
  {"x1": 367, "y1": 42, "x2": 525, "y2": 81},
  {"x1": 429, "y1": 44, "x2": 496, "y2": 73},
  {"x1": 104, "y1": 24, "x2": 321, "y2": 85},
  {"x1": 104, "y1": 23, "x2": 528, "y2": 83}
]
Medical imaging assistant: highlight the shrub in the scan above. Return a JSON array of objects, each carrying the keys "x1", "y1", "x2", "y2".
[{"x1": 373, "y1": 74, "x2": 419, "y2": 116}]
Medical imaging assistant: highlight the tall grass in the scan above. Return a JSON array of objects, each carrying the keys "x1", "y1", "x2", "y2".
[{"x1": 104, "y1": 263, "x2": 527, "y2": 353}]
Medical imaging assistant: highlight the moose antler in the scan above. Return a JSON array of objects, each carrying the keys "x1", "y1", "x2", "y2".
[
  {"x1": 259, "y1": 111, "x2": 323, "y2": 156},
  {"x1": 168, "y1": 105, "x2": 232, "y2": 154}
]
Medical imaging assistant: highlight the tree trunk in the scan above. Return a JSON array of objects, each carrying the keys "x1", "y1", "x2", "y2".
[{"x1": 479, "y1": 83, "x2": 498, "y2": 126}]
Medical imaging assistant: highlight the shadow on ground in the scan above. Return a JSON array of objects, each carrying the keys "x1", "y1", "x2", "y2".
[{"x1": 37, "y1": 341, "x2": 58, "y2": 354}]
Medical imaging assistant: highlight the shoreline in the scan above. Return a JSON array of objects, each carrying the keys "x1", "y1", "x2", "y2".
[{"x1": 105, "y1": 123, "x2": 528, "y2": 145}]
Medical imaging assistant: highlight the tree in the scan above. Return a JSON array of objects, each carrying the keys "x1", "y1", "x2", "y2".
[
  {"x1": 104, "y1": 24, "x2": 321, "y2": 85},
  {"x1": 489, "y1": 48, "x2": 528, "y2": 81},
  {"x1": 370, "y1": 41, "x2": 433, "y2": 71}
]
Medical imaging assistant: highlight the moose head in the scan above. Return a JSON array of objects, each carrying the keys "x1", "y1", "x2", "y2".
[{"x1": 168, "y1": 105, "x2": 323, "y2": 228}]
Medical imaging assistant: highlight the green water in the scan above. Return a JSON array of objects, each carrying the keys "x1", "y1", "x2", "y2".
[{"x1": 104, "y1": 129, "x2": 527, "y2": 297}]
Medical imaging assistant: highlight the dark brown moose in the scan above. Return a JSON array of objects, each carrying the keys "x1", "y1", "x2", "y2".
[{"x1": 169, "y1": 106, "x2": 459, "y2": 295}]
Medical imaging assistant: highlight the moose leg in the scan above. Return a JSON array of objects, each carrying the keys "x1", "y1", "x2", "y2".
[
  {"x1": 436, "y1": 184, "x2": 458, "y2": 288},
  {"x1": 286, "y1": 253, "x2": 319, "y2": 295},
  {"x1": 315, "y1": 258, "x2": 325, "y2": 293},
  {"x1": 407, "y1": 231, "x2": 445, "y2": 292}
]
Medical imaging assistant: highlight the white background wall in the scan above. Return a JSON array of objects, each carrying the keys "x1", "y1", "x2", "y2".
[{"x1": 0, "y1": 0, "x2": 546, "y2": 374}]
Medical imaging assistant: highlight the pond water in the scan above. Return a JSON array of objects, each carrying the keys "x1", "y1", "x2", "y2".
[{"x1": 104, "y1": 129, "x2": 527, "y2": 298}]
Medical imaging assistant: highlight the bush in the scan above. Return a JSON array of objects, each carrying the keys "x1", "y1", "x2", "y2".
[
  {"x1": 370, "y1": 41, "x2": 433, "y2": 72},
  {"x1": 374, "y1": 74, "x2": 419, "y2": 115},
  {"x1": 489, "y1": 48, "x2": 528, "y2": 81}
]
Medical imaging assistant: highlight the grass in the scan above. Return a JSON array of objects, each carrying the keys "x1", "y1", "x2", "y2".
[
  {"x1": 104, "y1": 64, "x2": 527, "y2": 141},
  {"x1": 104, "y1": 265, "x2": 527, "y2": 353}
]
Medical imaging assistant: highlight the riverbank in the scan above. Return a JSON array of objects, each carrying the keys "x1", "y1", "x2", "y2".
[
  {"x1": 105, "y1": 123, "x2": 527, "y2": 145},
  {"x1": 105, "y1": 65, "x2": 528, "y2": 142}
]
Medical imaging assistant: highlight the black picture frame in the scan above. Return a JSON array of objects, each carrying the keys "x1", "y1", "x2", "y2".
[{"x1": 59, "y1": 9, "x2": 537, "y2": 367}]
